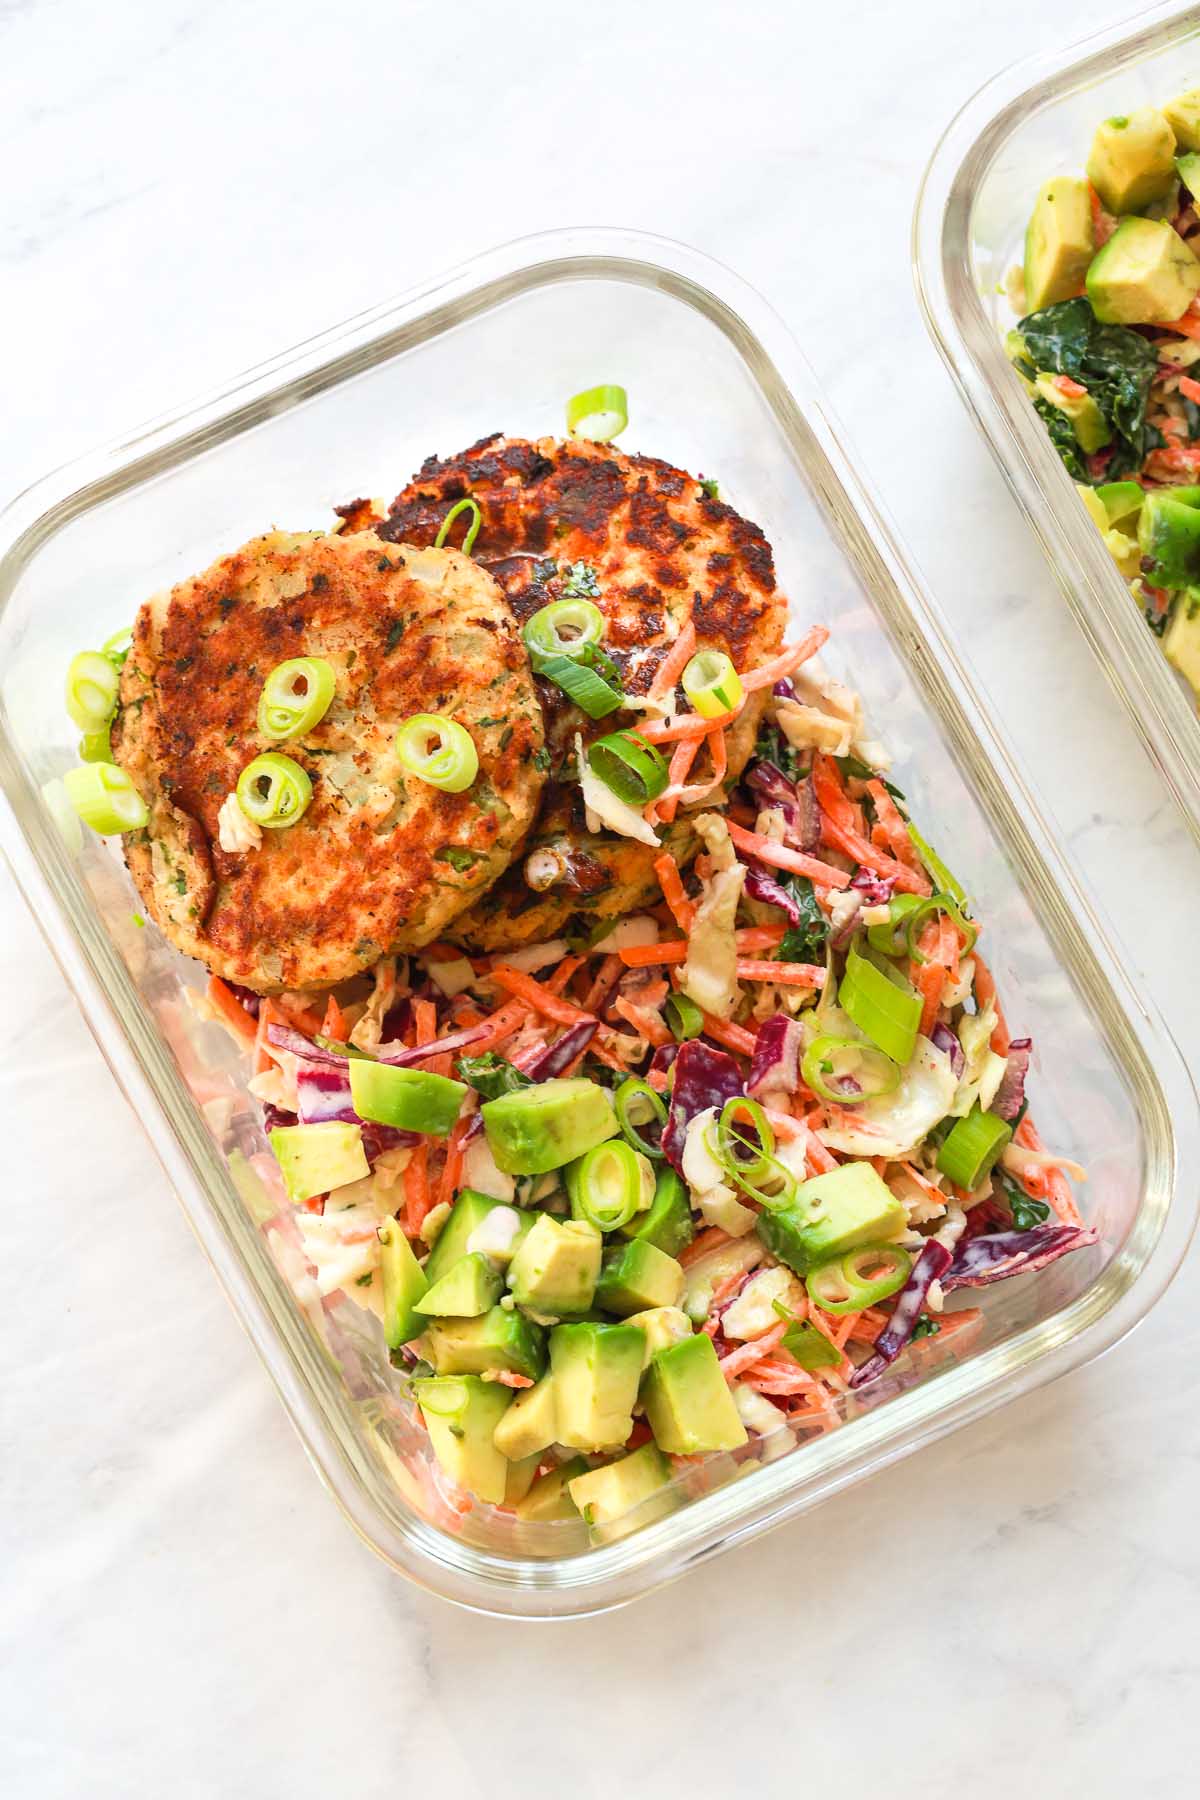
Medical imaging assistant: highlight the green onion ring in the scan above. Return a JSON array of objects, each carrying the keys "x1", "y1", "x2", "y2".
[
  {"x1": 63, "y1": 762, "x2": 149, "y2": 835},
  {"x1": 800, "y1": 1035, "x2": 901, "y2": 1106},
  {"x1": 587, "y1": 731, "x2": 669, "y2": 805},
  {"x1": 566, "y1": 383, "x2": 628, "y2": 442},
  {"x1": 394, "y1": 714, "x2": 479, "y2": 793},
  {"x1": 805, "y1": 1244, "x2": 912, "y2": 1315},
  {"x1": 257, "y1": 657, "x2": 337, "y2": 740},
  {"x1": 523, "y1": 599, "x2": 604, "y2": 662},
  {"x1": 572, "y1": 1137, "x2": 643, "y2": 1231},
  {"x1": 613, "y1": 1077, "x2": 668, "y2": 1159},
  {"x1": 681, "y1": 650, "x2": 744, "y2": 720},
  {"x1": 78, "y1": 728, "x2": 113, "y2": 764},
  {"x1": 535, "y1": 652, "x2": 624, "y2": 718},
  {"x1": 434, "y1": 496, "x2": 483, "y2": 554},
  {"x1": 905, "y1": 893, "x2": 979, "y2": 965},
  {"x1": 236, "y1": 752, "x2": 314, "y2": 829},
  {"x1": 64, "y1": 651, "x2": 120, "y2": 733},
  {"x1": 101, "y1": 625, "x2": 134, "y2": 669},
  {"x1": 665, "y1": 992, "x2": 704, "y2": 1041},
  {"x1": 865, "y1": 892, "x2": 924, "y2": 958}
]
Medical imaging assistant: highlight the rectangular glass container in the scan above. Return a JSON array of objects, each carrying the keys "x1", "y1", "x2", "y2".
[
  {"x1": 915, "y1": 0, "x2": 1200, "y2": 839},
  {"x1": 1, "y1": 228, "x2": 1194, "y2": 1617}
]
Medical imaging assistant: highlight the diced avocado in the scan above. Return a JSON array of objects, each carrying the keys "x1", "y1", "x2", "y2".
[
  {"x1": 461, "y1": 1202, "x2": 532, "y2": 1267},
  {"x1": 503, "y1": 1452, "x2": 543, "y2": 1506},
  {"x1": 514, "y1": 1457, "x2": 588, "y2": 1522},
  {"x1": 414, "y1": 1252, "x2": 503, "y2": 1318},
  {"x1": 623, "y1": 1305, "x2": 694, "y2": 1369},
  {"x1": 413, "y1": 1375, "x2": 511, "y2": 1504},
  {"x1": 620, "y1": 1166, "x2": 695, "y2": 1257},
  {"x1": 422, "y1": 1189, "x2": 507, "y2": 1288},
  {"x1": 1086, "y1": 216, "x2": 1200, "y2": 324},
  {"x1": 507, "y1": 1214, "x2": 602, "y2": 1315},
  {"x1": 493, "y1": 1371, "x2": 559, "y2": 1459},
  {"x1": 348, "y1": 1059, "x2": 466, "y2": 1136},
  {"x1": 482, "y1": 1077, "x2": 618, "y2": 1175},
  {"x1": 425, "y1": 1305, "x2": 547, "y2": 1381},
  {"x1": 1103, "y1": 529, "x2": 1141, "y2": 579},
  {"x1": 1023, "y1": 177, "x2": 1094, "y2": 311},
  {"x1": 550, "y1": 1321, "x2": 645, "y2": 1450},
  {"x1": 682, "y1": 1236, "x2": 765, "y2": 1323},
  {"x1": 641, "y1": 1333, "x2": 747, "y2": 1455},
  {"x1": 1087, "y1": 108, "x2": 1177, "y2": 213},
  {"x1": 568, "y1": 1442, "x2": 673, "y2": 1536},
  {"x1": 269, "y1": 1121, "x2": 369, "y2": 1204},
  {"x1": 1166, "y1": 89, "x2": 1200, "y2": 153},
  {"x1": 378, "y1": 1217, "x2": 428, "y2": 1349},
  {"x1": 1164, "y1": 593, "x2": 1200, "y2": 698},
  {"x1": 1138, "y1": 489, "x2": 1200, "y2": 586},
  {"x1": 1077, "y1": 483, "x2": 1109, "y2": 530},
  {"x1": 1095, "y1": 479, "x2": 1146, "y2": 527},
  {"x1": 595, "y1": 1240, "x2": 686, "y2": 1316},
  {"x1": 1179, "y1": 151, "x2": 1200, "y2": 196},
  {"x1": 1034, "y1": 373, "x2": 1110, "y2": 453},
  {"x1": 755, "y1": 1162, "x2": 905, "y2": 1276}
]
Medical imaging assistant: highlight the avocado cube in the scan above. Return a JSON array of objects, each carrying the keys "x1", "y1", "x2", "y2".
[
  {"x1": 623, "y1": 1305, "x2": 694, "y2": 1370},
  {"x1": 413, "y1": 1375, "x2": 511, "y2": 1504},
  {"x1": 1086, "y1": 216, "x2": 1200, "y2": 324},
  {"x1": 492, "y1": 1372, "x2": 559, "y2": 1460},
  {"x1": 348, "y1": 1058, "x2": 466, "y2": 1136},
  {"x1": 1164, "y1": 596, "x2": 1200, "y2": 699},
  {"x1": 482, "y1": 1077, "x2": 618, "y2": 1175},
  {"x1": 1033, "y1": 373, "x2": 1111, "y2": 454},
  {"x1": 422, "y1": 1189, "x2": 508, "y2": 1289},
  {"x1": 620, "y1": 1166, "x2": 695, "y2": 1257},
  {"x1": 269, "y1": 1121, "x2": 369, "y2": 1204},
  {"x1": 1179, "y1": 151, "x2": 1200, "y2": 197},
  {"x1": 1023, "y1": 177, "x2": 1094, "y2": 312},
  {"x1": 514, "y1": 1457, "x2": 588, "y2": 1522},
  {"x1": 508, "y1": 1214, "x2": 601, "y2": 1315},
  {"x1": 550, "y1": 1322, "x2": 644, "y2": 1450},
  {"x1": 641, "y1": 1333, "x2": 747, "y2": 1455},
  {"x1": 415, "y1": 1252, "x2": 503, "y2": 1319},
  {"x1": 378, "y1": 1218, "x2": 428, "y2": 1349},
  {"x1": 503, "y1": 1452, "x2": 543, "y2": 1506},
  {"x1": 1087, "y1": 107, "x2": 1177, "y2": 214},
  {"x1": 1095, "y1": 480, "x2": 1145, "y2": 528},
  {"x1": 424, "y1": 1305, "x2": 547, "y2": 1382},
  {"x1": 595, "y1": 1240, "x2": 686, "y2": 1317},
  {"x1": 1166, "y1": 89, "x2": 1200, "y2": 153},
  {"x1": 568, "y1": 1442, "x2": 673, "y2": 1538},
  {"x1": 1138, "y1": 490, "x2": 1200, "y2": 587},
  {"x1": 755, "y1": 1162, "x2": 905, "y2": 1276}
]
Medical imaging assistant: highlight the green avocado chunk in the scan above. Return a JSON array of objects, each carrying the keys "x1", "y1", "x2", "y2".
[
  {"x1": 348, "y1": 1059, "x2": 466, "y2": 1135},
  {"x1": 1166, "y1": 89, "x2": 1200, "y2": 153},
  {"x1": 1178, "y1": 151, "x2": 1200, "y2": 196},
  {"x1": 413, "y1": 1375, "x2": 511, "y2": 1504},
  {"x1": 508, "y1": 1215, "x2": 602, "y2": 1314},
  {"x1": 1087, "y1": 107, "x2": 1177, "y2": 213},
  {"x1": 755, "y1": 1162, "x2": 905, "y2": 1276},
  {"x1": 1095, "y1": 479, "x2": 1146, "y2": 527},
  {"x1": 269, "y1": 1121, "x2": 369, "y2": 1203},
  {"x1": 620, "y1": 1165, "x2": 695, "y2": 1257},
  {"x1": 492, "y1": 1371, "x2": 559, "y2": 1460},
  {"x1": 1033, "y1": 371, "x2": 1111, "y2": 452},
  {"x1": 1164, "y1": 594, "x2": 1200, "y2": 698},
  {"x1": 1138, "y1": 489, "x2": 1200, "y2": 586},
  {"x1": 482, "y1": 1077, "x2": 619, "y2": 1174},
  {"x1": 415, "y1": 1252, "x2": 503, "y2": 1319},
  {"x1": 595, "y1": 1239, "x2": 686, "y2": 1316},
  {"x1": 424, "y1": 1305, "x2": 547, "y2": 1381},
  {"x1": 1086, "y1": 216, "x2": 1200, "y2": 324},
  {"x1": 504, "y1": 1452, "x2": 543, "y2": 1505},
  {"x1": 622, "y1": 1305, "x2": 694, "y2": 1370},
  {"x1": 514, "y1": 1457, "x2": 589, "y2": 1522},
  {"x1": 568, "y1": 1442, "x2": 673, "y2": 1536},
  {"x1": 422, "y1": 1189, "x2": 507, "y2": 1288},
  {"x1": 378, "y1": 1217, "x2": 428, "y2": 1349},
  {"x1": 1024, "y1": 177, "x2": 1094, "y2": 312},
  {"x1": 550, "y1": 1321, "x2": 644, "y2": 1450},
  {"x1": 641, "y1": 1333, "x2": 747, "y2": 1455}
]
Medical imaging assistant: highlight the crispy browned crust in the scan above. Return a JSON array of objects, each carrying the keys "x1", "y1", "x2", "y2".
[
  {"x1": 377, "y1": 437, "x2": 786, "y2": 948},
  {"x1": 111, "y1": 531, "x2": 545, "y2": 990}
]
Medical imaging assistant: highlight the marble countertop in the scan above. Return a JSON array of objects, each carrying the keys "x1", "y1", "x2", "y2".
[{"x1": 3, "y1": 0, "x2": 1198, "y2": 1792}]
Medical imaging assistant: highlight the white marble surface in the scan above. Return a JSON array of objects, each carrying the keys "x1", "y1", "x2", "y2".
[{"x1": 3, "y1": 0, "x2": 1199, "y2": 1792}]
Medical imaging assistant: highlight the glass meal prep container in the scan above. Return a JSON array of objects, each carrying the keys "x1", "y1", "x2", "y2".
[
  {"x1": 916, "y1": 0, "x2": 1200, "y2": 841},
  {"x1": 0, "y1": 229, "x2": 1195, "y2": 1618}
]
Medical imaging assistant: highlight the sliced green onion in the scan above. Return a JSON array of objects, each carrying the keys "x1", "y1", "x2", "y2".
[
  {"x1": 587, "y1": 731, "x2": 668, "y2": 805},
  {"x1": 865, "y1": 892, "x2": 924, "y2": 957},
  {"x1": 613, "y1": 1078, "x2": 668, "y2": 1159},
  {"x1": 79, "y1": 728, "x2": 113, "y2": 763},
  {"x1": 904, "y1": 892, "x2": 979, "y2": 965},
  {"x1": 256, "y1": 657, "x2": 336, "y2": 740},
  {"x1": 41, "y1": 777, "x2": 83, "y2": 855},
  {"x1": 394, "y1": 714, "x2": 479, "y2": 793},
  {"x1": 778, "y1": 1317, "x2": 843, "y2": 1370},
  {"x1": 64, "y1": 651, "x2": 119, "y2": 732},
  {"x1": 101, "y1": 625, "x2": 134, "y2": 669},
  {"x1": 571, "y1": 1137, "x2": 643, "y2": 1231},
  {"x1": 434, "y1": 496, "x2": 482, "y2": 554},
  {"x1": 534, "y1": 652, "x2": 624, "y2": 718},
  {"x1": 801, "y1": 1034, "x2": 901, "y2": 1106},
  {"x1": 906, "y1": 822, "x2": 967, "y2": 908},
  {"x1": 236, "y1": 752, "x2": 313, "y2": 829},
  {"x1": 715, "y1": 1096, "x2": 775, "y2": 1184},
  {"x1": 566, "y1": 383, "x2": 628, "y2": 442},
  {"x1": 805, "y1": 1244, "x2": 913, "y2": 1315},
  {"x1": 682, "y1": 650, "x2": 744, "y2": 720},
  {"x1": 523, "y1": 599, "x2": 604, "y2": 662},
  {"x1": 839, "y1": 939, "x2": 922, "y2": 1067},
  {"x1": 63, "y1": 762, "x2": 148, "y2": 834},
  {"x1": 665, "y1": 992, "x2": 704, "y2": 1041},
  {"x1": 936, "y1": 1105, "x2": 1012, "y2": 1190}
]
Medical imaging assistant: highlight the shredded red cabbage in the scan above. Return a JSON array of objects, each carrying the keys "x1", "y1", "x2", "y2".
[
  {"x1": 746, "y1": 1014, "x2": 803, "y2": 1098},
  {"x1": 227, "y1": 982, "x2": 261, "y2": 1018},
  {"x1": 265, "y1": 1018, "x2": 497, "y2": 1069},
  {"x1": 848, "y1": 1241, "x2": 952, "y2": 1388},
  {"x1": 296, "y1": 1064, "x2": 359, "y2": 1125},
  {"x1": 941, "y1": 1222, "x2": 1097, "y2": 1291},
  {"x1": 261, "y1": 1103, "x2": 297, "y2": 1133},
  {"x1": 772, "y1": 678, "x2": 796, "y2": 700},
  {"x1": 662, "y1": 1040, "x2": 744, "y2": 1171},
  {"x1": 647, "y1": 1042, "x2": 680, "y2": 1083},
  {"x1": 745, "y1": 761, "x2": 820, "y2": 852},
  {"x1": 521, "y1": 1019, "x2": 597, "y2": 1079},
  {"x1": 849, "y1": 868, "x2": 895, "y2": 905},
  {"x1": 992, "y1": 1038, "x2": 1032, "y2": 1122},
  {"x1": 744, "y1": 861, "x2": 804, "y2": 924},
  {"x1": 930, "y1": 1022, "x2": 965, "y2": 1078}
]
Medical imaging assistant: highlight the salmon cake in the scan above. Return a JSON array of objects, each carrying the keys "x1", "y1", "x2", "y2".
[
  {"x1": 111, "y1": 530, "x2": 545, "y2": 991},
  {"x1": 374, "y1": 436, "x2": 787, "y2": 949}
]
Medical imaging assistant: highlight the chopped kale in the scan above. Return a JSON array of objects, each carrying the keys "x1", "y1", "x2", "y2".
[
  {"x1": 699, "y1": 476, "x2": 720, "y2": 500},
  {"x1": 776, "y1": 876, "x2": 829, "y2": 964},
  {"x1": 456, "y1": 1051, "x2": 533, "y2": 1101},
  {"x1": 433, "y1": 845, "x2": 489, "y2": 873},
  {"x1": 1018, "y1": 297, "x2": 1158, "y2": 480}
]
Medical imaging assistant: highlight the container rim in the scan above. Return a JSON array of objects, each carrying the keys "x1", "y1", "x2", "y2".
[{"x1": 2, "y1": 225, "x2": 1197, "y2": 1616}]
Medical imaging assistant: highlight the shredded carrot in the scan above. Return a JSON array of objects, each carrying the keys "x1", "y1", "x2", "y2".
[
  {"x1": 206, "y1": 975, "x2": 259, "y2": 1045},
  {"x1": 913, "y1": 959, "x2": 947, "y2": 1038},
  {"x1": 656, "y1": 733, "x2": 703, "y2": 824},
  {"x1": 582, "y1": 953, "x2": 624, "y2": 1013},
  {"x1": 488, "y1": 1370, "x2": 534, "y2": 1389},
  {"x1": 811, "y1": 753, "x2": 864, "y2": 833},
  {"x1": 466, "y1": 996, "x2": 532, "y2": 1054},
  {"x1": 867, "y1": 780, "x2": 921, "y2": 869},
  {"x1": 678, "y1": 1226, "x2": 733, "y2": 1269},
  {"x1": 275, "y1": 994, "x2": 326, "y2": 1035},
  {"x1": 717, "y1": 1321, "x2": 788, "y2": 1382},
  {"x1": 639, "y1": 706, "x2": 742, "y2": 745},
  {"x1": 543, "y1": 954, "x2": 584, "y2": 996},
  {"x1": 648, "y1": 618, "x2": 697, "y2": 701},
  {"x1": 821, "y1": 813, "x2": 931, "y2": 895},
  {"x1": 253, "y1": 997, "x2": 282, "y2": 1075},
  {"x1": 1181, "y1": 375, "x2": 1200, "y2": 405},
  {"x1": 1015, "y1": 1117, "x2": 1084, "y2": 1228},
  {"x1": 320, "y1": 994, "x2": 350, "y2": 1042},
  {"x1": 740, "y1": 625, "x2": 829, "y2": 692},
  {"x1": 612, "y1": 996, "x2": 673, "y2": 1047},
  {"x1": 699, "y1": 1012, "x2": 758, "y2": 1056},
  {"x1": 1162, "y1": 312, "x2": 1200, "y2": 341},
  {"x1": 654, "y1": 852, "x2": 696, "y2": 931},
  {"x1": 726, "y1": 820, "x2": 852, "y2": 890},
  {"x1": 403, "y1": 1144, "x2": 432, "y2": 1235},
  {"x1": 971, "y1": 952, "x2": 1011, "y2": 1054},
  {"x1": 438, "y1": 1117, "x2": 469, "y2": 1210},
  {"x1": 489, "y1": 965, "x2": 591, "y2": 1027},
  {"x1": 805, "y1": 1130, "x2": 838, "y2": 1176},
  {"x1": 620, "y1": 923, "x2": 788, "y2": 967},
  {"x1": 735, "y1": 958, "x2": 826, "y2": 987}
]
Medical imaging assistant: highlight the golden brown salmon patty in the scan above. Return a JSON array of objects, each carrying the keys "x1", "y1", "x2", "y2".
[
  {"x1": 375, "y1": 436, "x2": 786, "y2": 949},
  {"x1": 111, "y1": 531, "x2": 545, "y2": 991}
]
